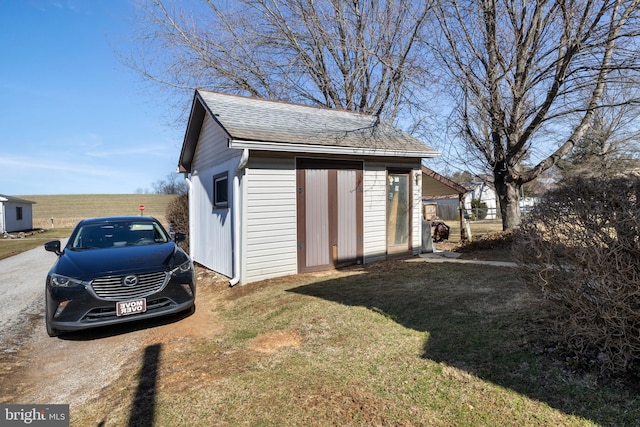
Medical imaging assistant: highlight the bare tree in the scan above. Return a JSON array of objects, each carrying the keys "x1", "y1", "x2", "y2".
[
  {"x1": 429, "y1": 0, "x2": 640, "y2": 230},
  {"x1": 556, "y1": 90, "x2": 640, "y2": 178},
  {"x1": 127, "y1": 0, "x2": 434, "y2": 123},
  {"x1": 152, "y1": 173, "x2": 189, "y2": 195}
]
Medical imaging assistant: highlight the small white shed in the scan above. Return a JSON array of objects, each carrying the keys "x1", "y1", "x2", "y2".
[
  {"x1": 0, "y1": 195, "x2": 35, "y2": 233},
  {"x1": 178, "y1": 90, "x2": 439, "y2": 285}
]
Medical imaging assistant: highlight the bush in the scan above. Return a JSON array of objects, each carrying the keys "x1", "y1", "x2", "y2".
[
  {"x1": 166, "y1": 193, "x2": 189, "y2": 253},
  {"x1": 470, "y1": 199, "x2": 488, "y2": 220},
  {"x1": 513, "y1": 176, "x2": 640, "y2": 376},
  {"x1": 458, "y1": 230, "x2": 514, "y2": 252}
]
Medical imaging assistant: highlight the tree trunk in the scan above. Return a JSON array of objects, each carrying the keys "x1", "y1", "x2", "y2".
[{"x1": 494, "y1": 172, "x2": 521, "y2": 231}]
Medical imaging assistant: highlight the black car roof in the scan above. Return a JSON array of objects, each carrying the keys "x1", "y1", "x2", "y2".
[{"x1": 76, "y1": 216, "x2": 159, "y2": 225}]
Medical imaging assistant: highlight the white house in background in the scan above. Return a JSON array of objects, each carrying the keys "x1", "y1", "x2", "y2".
[
  {"x1": 0, "y1": 195, "x2": 35, "y2": 233},
  {"x1": 463, "y1": 182, "x2": 499, "y2": 219},
  {"x1": 178, "y1": 90, "x2": 439, "y2": 285}
]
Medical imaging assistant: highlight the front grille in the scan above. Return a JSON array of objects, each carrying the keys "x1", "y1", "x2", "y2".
[{"x1": 90, "y1": 272, "x2": 168, "y2": 300}]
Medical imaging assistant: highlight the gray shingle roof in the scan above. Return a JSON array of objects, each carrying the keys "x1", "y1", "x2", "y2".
[
  {"x1": 199, "y1": 90, "x2": 437, "y2": 152},
  {"x1": 0, "y1": 194, "x2": 35, "y2": 204},
  {"x1": 179, "y1": 90, "x2": 439, "y2": 172}
]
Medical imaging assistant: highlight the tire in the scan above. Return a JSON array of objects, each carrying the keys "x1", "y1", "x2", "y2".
[{"x1": 45, "y1": 316, "x2": 59, "y2": 337}]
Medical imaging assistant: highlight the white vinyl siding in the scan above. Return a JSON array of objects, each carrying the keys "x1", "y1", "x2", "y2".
[
  {"x1": 189, "y1": 116, "x2": 241, "y2": 278},
  {"x1": 191, "y1": 114, "x2": 236, "y2": 172},
  {"x1": 363, "y1": 163, "x2": 388, "y2": 263},
  {"x1": 189, "y1": 160, "x2": 237, "y2": 278},
  {"x1": 243, "y1": 158, "x2": 297, "y2": 283},
  {"x1": 1, "y1": 202, "x2": 33, "y2": 233}
]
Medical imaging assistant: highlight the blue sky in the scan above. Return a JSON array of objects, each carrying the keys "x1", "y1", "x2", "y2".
[{"x1": 0, "y1": 0, "x2": 185, "y2": 195}]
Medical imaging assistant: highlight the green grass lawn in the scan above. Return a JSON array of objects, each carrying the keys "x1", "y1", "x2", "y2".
[
  {"x1": 74, "y1": 262, "x2": 640, "y2": 426},
  {"x1": 0, "y1": 228, "x2": 72, "y2": 260}
]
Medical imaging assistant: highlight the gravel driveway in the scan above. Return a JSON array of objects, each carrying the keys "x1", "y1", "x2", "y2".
[
  {"x1": 0, "y1": 242, "x2": 62, "y2": 351},
  {"x1": 0, "y1": 242, "x2": 213, "y2": 415},
  {"x1": 0, "y1": 239, "x2": 153, "y2": 407}
]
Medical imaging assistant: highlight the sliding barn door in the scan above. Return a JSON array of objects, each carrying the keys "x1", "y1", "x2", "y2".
[{"x1": 296, "y1": 159, "x2": 363, "y2": 273}]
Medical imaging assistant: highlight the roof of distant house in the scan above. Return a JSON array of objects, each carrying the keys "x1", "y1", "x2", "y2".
[
  {"x1": 0, "y1": 194, "x2": 35, "y2": 204},
  {"x1": 422, "y1": 166, "x2": 467, "y2": 195}
]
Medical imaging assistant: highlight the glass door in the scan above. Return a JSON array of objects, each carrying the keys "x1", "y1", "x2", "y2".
[{"x1": 387, "y1": 173, "x2": 410, "y2": 254}]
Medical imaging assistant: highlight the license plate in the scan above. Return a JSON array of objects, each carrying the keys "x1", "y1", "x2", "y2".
[{"x1": 116, "y1": 298, "x2": 147, "y2": 316}]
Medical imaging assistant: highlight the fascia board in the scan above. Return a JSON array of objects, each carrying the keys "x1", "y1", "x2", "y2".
[{"x1": 229, "y1": 139, "x2": 440, "y2": 158}]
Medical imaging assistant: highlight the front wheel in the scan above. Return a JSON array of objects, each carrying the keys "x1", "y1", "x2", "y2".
[
  {"x1": 45, "y1": 296, "x2": 59, "y2": 337},
  {"x1": 45, "y1": 316, "x2": 59, "y2": 337}
]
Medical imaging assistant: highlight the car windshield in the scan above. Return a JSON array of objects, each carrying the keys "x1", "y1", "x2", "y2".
[{"x1": 70, "y1": 221, "x2": 170, "y2": 249}]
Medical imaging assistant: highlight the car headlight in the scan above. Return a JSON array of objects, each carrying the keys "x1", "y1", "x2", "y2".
[
  {"x1": 50, "y1": 274, "x2": 84, "y2": 287},
  {"x1": 170, "y1": 260, "x2": 193, "y2": 277}
]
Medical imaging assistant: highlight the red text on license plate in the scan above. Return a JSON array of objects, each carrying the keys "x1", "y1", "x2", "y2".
[{"x1": 116, "y1": 298, "x2": 147, "y2": 316}]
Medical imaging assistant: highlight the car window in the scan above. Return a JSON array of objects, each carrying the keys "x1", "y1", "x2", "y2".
[{"x1": 71, "y1": 221, "x2": 169, "y2": 249}]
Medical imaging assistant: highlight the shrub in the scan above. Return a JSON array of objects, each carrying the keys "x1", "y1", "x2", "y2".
[
  {"x1": 513, "y1": 176, "x2": 640, "y2": 376},
  {"x1": 470, "y1": 199, "x2": 488, "y2": 220},
  {"x1": 166, "y1": 193, "x2": 189, "y2": 253},
  {"x1": 458, "y1": 230, "x2": 514, "y2": 252}
]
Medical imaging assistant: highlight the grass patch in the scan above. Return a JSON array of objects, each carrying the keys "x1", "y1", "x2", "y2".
[
  {"x1": 72, "y1": 261, "x2": 639, "y2": 426},
  {"x1": 0, "y1": 228, "x2": 72, "y2": 260}
]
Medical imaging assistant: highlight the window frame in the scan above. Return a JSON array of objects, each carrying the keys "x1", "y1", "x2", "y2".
[
  {"x1": 213, "y1": 172, "x2": 229, "y2": 209},
  {"x1": 16, "y1": 206, "x2": 23, "y2": 221}
]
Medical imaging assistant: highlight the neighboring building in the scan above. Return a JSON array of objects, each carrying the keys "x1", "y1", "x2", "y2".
[
  {"x1": 421, "y1": 166, "x2": 467, "y2": 221},
  {"x1": 421, "y1": 166, "x2": 468, "y2": 242},
  {"x1": 463, "y1": 181, "x2": 499, "y2": 220},
  {"x1": 178, "y1": 90, "x2": 439, "y2": 285},
  {"x1": 0, "y1": 195, "x2": 35, "y2": 233}
]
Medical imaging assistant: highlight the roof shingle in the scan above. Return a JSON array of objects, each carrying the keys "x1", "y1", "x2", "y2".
[
  {"x1": 199, "y1": 90, "x2": 437, "y2": 153},
  {"x1": 179, "y1": 90, "x2": 439, "y2": 172}
]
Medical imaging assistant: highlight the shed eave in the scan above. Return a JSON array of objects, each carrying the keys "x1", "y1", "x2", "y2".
[
  {"x1": 178, "y1": 90, "x2": 234, "y2": 173},
  {"x1": 229, "y1": 139, "x2": 440, "y2": 158}
]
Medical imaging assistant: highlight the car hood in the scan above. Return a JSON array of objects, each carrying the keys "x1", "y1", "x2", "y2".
[{"x1": 52, "y1": 243, "x2": 186, "y2": 280}]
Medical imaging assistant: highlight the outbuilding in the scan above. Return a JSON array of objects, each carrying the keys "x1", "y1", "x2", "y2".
[
  {"x1": 421, "y1": 166, "x2": 468, "y2": 241},
  {"x1": 0, "y1": 195, "x2": 35, "y2": 234},
  {"x1": 178, "y1": 90, "x2": 439, "y2": 285}
]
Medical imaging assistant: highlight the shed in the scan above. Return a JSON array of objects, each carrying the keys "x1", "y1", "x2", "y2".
[
  {"x1": 421, "y1": 166, "x2": 468, "y2": 240},
  {"x1": 0, "y1": 195, "x2": 35, "y2": 233},
  {"x1": 178, "y1": 90, "x2": 439, "y2": 285}
]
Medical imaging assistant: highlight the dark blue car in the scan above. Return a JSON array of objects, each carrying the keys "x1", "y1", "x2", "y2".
[{"x1": 44, "y1": 216, "x2": 195, "y2": 337}]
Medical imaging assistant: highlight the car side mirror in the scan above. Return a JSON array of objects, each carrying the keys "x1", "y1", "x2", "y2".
[
  {"x1": 44, "y1": 240, "x2": 62, "y2": 256},
  {"x1": 174, "y1": 232, "x2": 187, "y2": 243}
]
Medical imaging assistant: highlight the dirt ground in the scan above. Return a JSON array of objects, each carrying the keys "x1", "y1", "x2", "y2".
[{"x1": 0, "y1": 268, "x2": 235, "y2": 408}]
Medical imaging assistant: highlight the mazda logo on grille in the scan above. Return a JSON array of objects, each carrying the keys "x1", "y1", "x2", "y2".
[{"x1": 123, "y1": 275, "x2": 138, "y2": 286}]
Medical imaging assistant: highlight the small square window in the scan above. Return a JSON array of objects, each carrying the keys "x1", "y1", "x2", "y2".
[{"x1": 213, "y1": 173, "x2": 229, "y2": 208}]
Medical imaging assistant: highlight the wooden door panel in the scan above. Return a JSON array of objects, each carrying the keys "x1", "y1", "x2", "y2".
[
  {"x1": 297, "y1": 160, "x2": 363, "y2": 273},
  {"x1": 304, "y1": 168, "x2": 330, "y2": 269}
]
